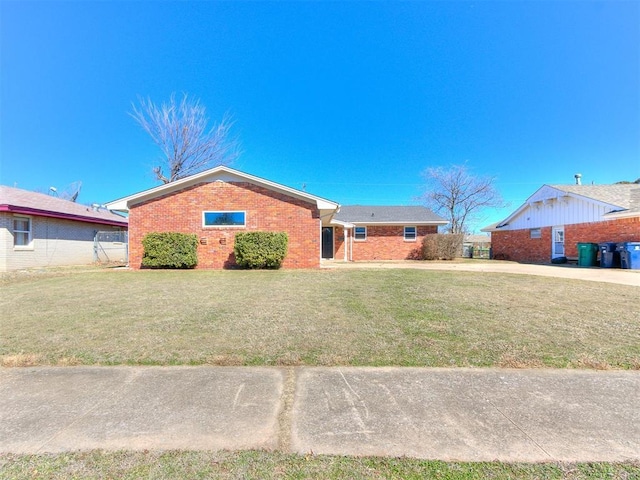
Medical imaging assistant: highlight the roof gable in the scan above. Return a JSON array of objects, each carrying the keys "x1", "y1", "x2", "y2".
[
  {"x1": 0, "y1": 185, "x2": 128, "y2": 227},
  {"x1": 485, "y1": 183, "x2": 640, "y2": 231},
  {"x1": 105, "y1": 166, "x2": 339, "y2": 212},
  {"x1": 334, "y1": 205, "x2": 447, "y2": 225}
]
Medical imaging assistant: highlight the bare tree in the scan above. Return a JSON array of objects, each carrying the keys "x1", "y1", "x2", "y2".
[
  {"x1": 421, "y1": 164, "x2": 504, "y2": 234},
  {"x1": 130, "y1": 93, "x2": 239, "y2": 184}
]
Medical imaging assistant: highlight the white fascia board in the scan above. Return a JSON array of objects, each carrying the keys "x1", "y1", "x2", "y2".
[
  {"x1": 480, "y1": 224, "x2": 499, "y2": 232},
  {"x1": 349, "y1": 220, "x2": 449, "y2": 226},
  {"x1": 105, "y1": 166, "x2": 340, "y2": 212},
  {"x1": 316, "y1": 199, "x2": 340, "y2": 210},
  {"x1": 233, "y1": 168, "x2": 339, "y2": 209},
  {"x1": 105, "y1": 169, "x2": 218, "y2": 212},
  {"x1": 602, "y1": 209, "x2": 640, "y2": 220},
  {"x1": 494, "y1": 184, "x2": 559, "y2": 228},
  {"x1": 331, "y1": 219, "x2": 355, "y2": 228},
  {"x1": 492, "y1": 184, "x2": 628, "y2": 230},
  {"x1": 540, "y1": 185, "x2": 625, "y2": 211},
  {"x1": 560, "y1": 192, "x2": 626, "y2": 211}
]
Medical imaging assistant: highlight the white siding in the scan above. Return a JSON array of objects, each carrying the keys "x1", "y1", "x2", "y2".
[
  {"x1": 0, "y1": 214, "x2": 11, "y2": 272},
  {"x1": 0, "y1": 213, "x2": 124, "y2": 272},
  {"x1": 506, "y1": 190, "x2": 616, "y2": 230}
]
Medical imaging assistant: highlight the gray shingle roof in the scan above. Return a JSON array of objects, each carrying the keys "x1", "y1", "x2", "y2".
[
  {"x1": 334, "y1": 205, "x2": 447, "y2": 224},
  {"x1": 548, "y1": 184, "x2": 640, "y2": 211},
  {"x1": 0, "y1": 185, "x2": 128, "y2": 226}
]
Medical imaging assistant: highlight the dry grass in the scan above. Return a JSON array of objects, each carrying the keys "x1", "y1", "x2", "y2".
[
  {"x1": 0, "y1": 354, "x2": 41, "y2": 367},
  {"x1": 1, "y1": 268, "x2": 638, "y2": 369},
  {"x1": 0, "y1": 451, "x2": 638, "y2": 480}
]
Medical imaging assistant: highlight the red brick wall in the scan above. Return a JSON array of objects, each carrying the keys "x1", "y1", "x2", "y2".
[
  {"x1": 564, "y1": 218, "x2": 639, "y2": 257},
  {"x1": 334, "y1": 225, "x2": 437, "y2": 261},
  {"x1": 128, "y1": 181, "x2": 321, "y2": 269},
  {"x1": 334, "y1": 227, "x2": 346, "y2": 261},
  {"x1": 491, "y1": 227, "x2": 552, "y2": 263},
  {"x1": 492, "y1": 217, "x2": 640, "y2": 263}
]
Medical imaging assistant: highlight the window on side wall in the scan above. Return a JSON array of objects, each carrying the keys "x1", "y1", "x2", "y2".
[
  {"x1": 203, "y1": 211, "x2": 246, "y2": 227},
  {"x1": 404, "y1": 226, "x2": 417, "y2": 241},
  {"x1": 354, "y1": 226, "x2": 367, "y2": 241},
  {"x1": 13, "y1": 216, "x2": 32, "y2": 247},
  {"x1": 530, "y1": 228, "x2": 541, "y2": 239}
]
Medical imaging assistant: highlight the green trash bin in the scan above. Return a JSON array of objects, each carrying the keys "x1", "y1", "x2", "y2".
[{"x1": 577, "y1": 242, "x2": 598, "y2": 267}]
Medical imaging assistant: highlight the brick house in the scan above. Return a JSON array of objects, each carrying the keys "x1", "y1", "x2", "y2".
[
  {"x1": 106, "y1": 167, "x2": 340, "y2": 269},
  {"x1": 106, "y1": 167, "x2": 447, "y2": 269},
  {"x1": 484, "y1": 183, "x2": 640, "y2": 263},
  {"x1": 329, "y1": 205, "x2": 448, "y2": 261},
  {"x1": 0, "y1": 186, "x2": 128, "y2": 272}
]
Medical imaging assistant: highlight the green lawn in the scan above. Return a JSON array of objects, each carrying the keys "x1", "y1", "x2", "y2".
[
  {"x1": 2, "y1": 267, "x2": 638, "y2": 369},
  {"x1": 1, "y1": 451, "x2": 638, "y2": 480},
  {"x1": 2, "y1": 267, "x2": 639, "y2": 477}
]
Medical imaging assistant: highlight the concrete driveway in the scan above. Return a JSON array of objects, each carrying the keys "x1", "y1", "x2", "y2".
[
  {"x1": 323, "y1": 260, "x2": 640, "y2": 287},
  {"x1": 1, "y1": 366, "x2": 639, "y2": 462}
]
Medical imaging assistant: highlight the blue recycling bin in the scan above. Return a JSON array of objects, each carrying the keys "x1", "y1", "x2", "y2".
[
  {"x1": 616, "y1": 242, "x2": 640, "y2": 270},
  {"x1": 599, "y1": 242, "x2": 619, "y2": 268}
]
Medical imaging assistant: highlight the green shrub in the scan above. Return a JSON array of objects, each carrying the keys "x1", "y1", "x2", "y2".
[
  {"x1": 141, "y1": 232, "x2": 198, "y2": 269},
  {"x1": 234, "y1": 232, "x2": 288, "y2": 269},
  {"x1": 421, "y1": 234, "x2": 464, "y2": 260}
]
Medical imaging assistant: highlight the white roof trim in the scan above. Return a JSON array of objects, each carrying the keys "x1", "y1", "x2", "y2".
[
  {"x1": 106, "y1": 166, "x2": 340, "y2": 212},
  {"x1": 602, "y1": 209, "x2": 640, "y2": 220},
  {"x1": 490, "y1": 184, "x2": 626, "y2": 229},
  {"x1": 330, "y1": 219, "x2": 355, "y2": 228},
  {"x1": 347, "y1": 220, "x2": 449, "y2": 226}
]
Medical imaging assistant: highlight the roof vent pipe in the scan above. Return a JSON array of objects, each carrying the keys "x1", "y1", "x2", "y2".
[{"x1": 574, "y1": 173, "x2": 582, "y2": 185}]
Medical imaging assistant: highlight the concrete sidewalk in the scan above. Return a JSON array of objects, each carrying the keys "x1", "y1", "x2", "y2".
[
  {"x1": 1, "y1": 367, "x2": 639, "y2": 462},
  {"x1": 323, "y1": 260, "x2": 640, "y2": 287}
]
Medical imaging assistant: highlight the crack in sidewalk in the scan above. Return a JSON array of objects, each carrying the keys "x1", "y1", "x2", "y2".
[{"x1": 276, "y1": 367, "x2": 296, "y2": 453}]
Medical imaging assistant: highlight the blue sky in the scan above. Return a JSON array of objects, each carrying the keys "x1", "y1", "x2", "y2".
[{"x1": 1, "y1": 1, "x2": 638, "y2": 231}]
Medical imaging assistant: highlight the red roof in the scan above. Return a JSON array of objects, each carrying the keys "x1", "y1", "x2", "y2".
[{"x1": 0, "y1": 185, "x2": 128, "y2": 227}]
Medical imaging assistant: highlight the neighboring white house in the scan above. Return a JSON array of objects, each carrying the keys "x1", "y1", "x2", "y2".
[
  {"x1": 0, "y1": 186, "x2": 128, "y2": 272},
  {"x1": 483, "y1": 181, "x2": 640, "y2": 263}
]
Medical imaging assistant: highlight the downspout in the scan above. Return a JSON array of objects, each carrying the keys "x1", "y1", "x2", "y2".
[{"x1": 344, "y1": 227, "x2": 348, "y2": 262}]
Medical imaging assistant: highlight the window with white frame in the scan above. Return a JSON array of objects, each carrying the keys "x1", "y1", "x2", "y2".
[
  {"x1": 13, "y1": 216, "x2": 32, "y2": 247},
  {"x1": 203, "y1": 211, "x2": 246, "y2": 227},
  {"x1": 530, "y1": 228, "x2": 541, "y2": 239},
  {"x1": 354, "y1": 226, "x2": 367, "y2": 241},
  {"x1": 404, "y1": 226, "x2": 417, "y2": 241}
]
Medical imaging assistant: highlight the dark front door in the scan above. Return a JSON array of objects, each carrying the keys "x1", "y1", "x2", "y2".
[{"x1": 322, "y1": 227, "x2": 334, "y2": 259}]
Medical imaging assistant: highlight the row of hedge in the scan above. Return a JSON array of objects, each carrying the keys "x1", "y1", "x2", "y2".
[
  {"x1": 141, "y1": 231, "x2": 463, "y2": 269},
  {"x1": 141, "y1": 231, "x2": 288, "y2": 269}
]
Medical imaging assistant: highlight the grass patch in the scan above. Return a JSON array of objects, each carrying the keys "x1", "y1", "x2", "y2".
[
  {"x1": 1, "y1": 268, "x2": 638, "y2": 368},
  {"x1": 1, "y1": 451, "x2": 639, "y2": 480}
]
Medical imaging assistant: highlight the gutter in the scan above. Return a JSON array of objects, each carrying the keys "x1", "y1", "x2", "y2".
[{"x1": 0, "y1": 205, "x2": 128, "y2": 228}]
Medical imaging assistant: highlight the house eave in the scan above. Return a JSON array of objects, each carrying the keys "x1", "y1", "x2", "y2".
[
  {"x1": 0, "y1": 204, "x2": 128, "y2": 228},
  {"x1": 105, "y1": 166, "x2": 340, "y2": 213},
  {"x1": 348, "y1": 220, "x2": 449, "y2": 226},
  {"x1": 330, "y1": 219, "x2": 355, "y2": 228},
  {"x1": 602, "y1": 210, "x2": 640, "y2": 220}
]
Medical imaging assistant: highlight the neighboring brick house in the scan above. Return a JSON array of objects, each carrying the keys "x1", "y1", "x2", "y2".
[
  {"x1": 106, "y1": 167, "x2": 448, "y2": 269},
  {"x1": 484, "y1": 182, "x2": 640, "y2": 263},
  {"x1": 329, "y1": 205, "x2": 448, "y2": 261},
  {"x1": 106, "y1": 167, "x2": 340, "y2": 269},
  {"x1": 0, "y1": 186, "x2": 128, "y2": 272}
]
